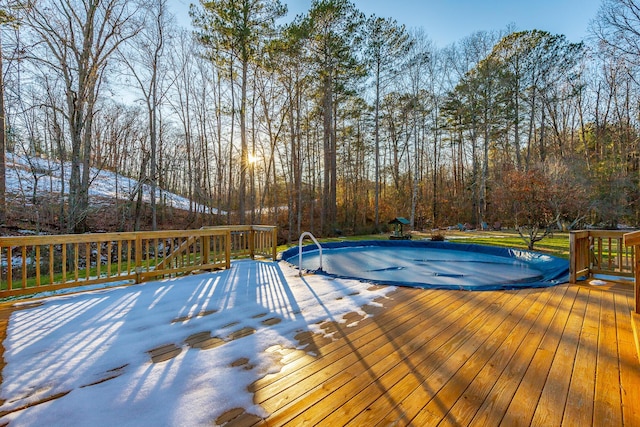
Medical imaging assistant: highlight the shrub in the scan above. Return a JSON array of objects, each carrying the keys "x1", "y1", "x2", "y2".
[{"x1": 430, "y1": 230, "x2": 446, "y2": 241}]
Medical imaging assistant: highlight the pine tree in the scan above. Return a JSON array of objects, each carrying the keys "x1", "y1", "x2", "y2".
[{"x1": 298, "y1": 0, "x2": 365, "y2": 235}]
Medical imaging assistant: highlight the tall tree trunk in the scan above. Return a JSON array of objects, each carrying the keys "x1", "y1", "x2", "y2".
[
  {"x1": 0, "y1": 33, "x2": 6, "y2": 225},
  {"x1": 295, "y1": 83, "x2": 302, "y2": 237},
  {"x1": 288, "y1": 87, "x2": 296, "y2": 242},
  {"x1": 322, "y1": 70, "x2": 332, "y2": 235},
  {"x1": 239, "y1": 60, "x2": 248, "y2": 224},
  {"x1": 374, "y1": 60, "x2": 381, "y2": 230},
  {"x1": 227, "y1": 58, "x2": 235, "y2": 224}
]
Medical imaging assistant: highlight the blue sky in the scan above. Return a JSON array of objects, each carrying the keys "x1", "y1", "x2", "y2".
[
  {"x1": 175, "y1": 0, "x2": 603, "y2": 47},
  {"x1": 285, "y1": 0, "x2": 603, "y2": 46}
]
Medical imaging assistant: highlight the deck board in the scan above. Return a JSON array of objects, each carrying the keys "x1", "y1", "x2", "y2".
[
  {"x1": 562, "y1": 287, "x2": 599, "y2": 426},
  {"x1": 254, "y1": 289, "x2": 462, "y2": 419},
  {"x1": 594, "y1": 291, "x2": 624, "y2": 426},
  {"x1": 615, "y1": 292, "x2": 640, "y2": 425},
  {"x1": 251, "y1": 283, "x2": 640, "y2": 426},
  {"x1": 252, "y1": 288, "x2": 441, "y2": 393}
]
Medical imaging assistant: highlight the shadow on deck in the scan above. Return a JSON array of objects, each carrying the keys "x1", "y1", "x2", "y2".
[
  {"x1": 248, "y1": 281, "x2": 639, "y2": 426},
  {"x1": 0, "y1": 280, "x2": 638, "y2": 426}
]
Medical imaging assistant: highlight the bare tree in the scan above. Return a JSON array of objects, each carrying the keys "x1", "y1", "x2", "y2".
[
  {"x1": 166, "y1": 29, "x2": 199, "y2": 220},
  {"x1": 119, "y1": 0, "x2": 173, "y2": 230},
  {"x1": 0, "y1": 7, "x2": 21, "y2": 225},
  {"x1": 0, "y1": 11, "x2": 9, "y2": 225},
  {"x1": 592, "y1": 0, "x2": 640, "y2": 65},
  {"x1": 23, "y1": 0, "x2": 142, "y2": 233}
]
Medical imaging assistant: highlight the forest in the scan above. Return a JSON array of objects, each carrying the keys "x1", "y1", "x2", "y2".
[{"x1": 0, "y1": 0, "x2": 638, "y2": 243}]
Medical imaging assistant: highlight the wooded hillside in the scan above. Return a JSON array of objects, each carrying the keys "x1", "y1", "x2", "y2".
[{"x1": 0, "y1": 0, "x2": 637, "y2": 242}]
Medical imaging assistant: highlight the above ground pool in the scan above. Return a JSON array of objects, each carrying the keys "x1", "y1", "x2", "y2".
[{"x1": 281, "y1": 240, "x2": 569, "y2": 291}]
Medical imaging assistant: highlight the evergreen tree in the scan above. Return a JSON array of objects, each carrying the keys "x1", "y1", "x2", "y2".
[
  {"x1": 192, "y1": 0, "x2": 286, "y2": 224},
  {"x1": 298, "y1": 0, "x2": 365, "y2": 235},
  {"x1": 364, "y1": 15, "x2": 411, "y2": 230}
]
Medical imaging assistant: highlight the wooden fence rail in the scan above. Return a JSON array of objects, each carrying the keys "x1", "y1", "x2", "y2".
[
  {"x1": 623, "y1": 230, "x2": 640, "y2": 316},
  {"x1": 0, "y1": 225, "x2": 278, "y2": 299},
  {"x1": 570, "y1": 229, "x2": 638, "y2": 314},
  {"x1": 570, "y1": 230, "x2": 634, "y2": 283}
]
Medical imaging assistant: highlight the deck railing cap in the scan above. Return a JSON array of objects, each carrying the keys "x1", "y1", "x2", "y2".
[{"x1": 624, "y1": 229, "x2": 640, "y2": 247}]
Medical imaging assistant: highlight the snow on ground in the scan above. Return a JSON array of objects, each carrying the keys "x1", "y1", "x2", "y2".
[
  {"x1": 5, "y1": 152, "x2": 223, "y2": 214},
  {"x1": 0, "y1": 259, "x2": 395, "y2": 426}
]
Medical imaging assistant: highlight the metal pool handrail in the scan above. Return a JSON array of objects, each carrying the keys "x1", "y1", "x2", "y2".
[{"x1": 299, "y1": 232, "x2": 323, "y2": 276}]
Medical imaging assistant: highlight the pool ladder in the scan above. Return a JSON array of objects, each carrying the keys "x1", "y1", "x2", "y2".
[{"x1": 298, "y1": 231, "x2": 323, "y2": 276}]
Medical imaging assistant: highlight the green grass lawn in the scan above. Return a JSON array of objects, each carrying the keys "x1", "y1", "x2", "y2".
[{"x1": 435, "y1": 230, "x2": 570, "y2": 259}]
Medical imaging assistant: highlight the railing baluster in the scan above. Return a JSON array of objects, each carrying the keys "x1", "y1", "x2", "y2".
[
  {"x1": 7, "y1": 248, "x2": 12, "y2": 291},
  {"x1": 74, "y1": 243, "x2": 79, "y2": 282},
  {"x1": 154, "y1": 238, "x2": 159, "y2": 269},
  {"x1": 107, "y1": 241, "x2": 112, "y2": 279},
  {"x1": 35, "y1": 245, "x2": 41, "y2": 286},
  {"x1": 85, "y1": 242, "x2": 90, "y2": 281},
  {"x1": 62, "y1": 243, "x2": 67, "y2": 283},
  {"x1": 49, "y1": 244, "x2": 54, "y2": 286},
  {"x1": 21, "y1": 246, "x2": 27, "y2": 289},
  {"x1": 127, "y1": 239, "x2": 132, "y2": 276}
]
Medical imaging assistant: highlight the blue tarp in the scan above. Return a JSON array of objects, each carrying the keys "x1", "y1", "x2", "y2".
[{"x1": 281, "y1": 240, "x2": 569, "y2": 291}]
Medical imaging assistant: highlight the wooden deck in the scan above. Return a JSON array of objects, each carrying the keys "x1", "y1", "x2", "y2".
[
  {"x1": 233, "y1": 282, "x2": 640, "y2": 426},
  {"x1": 0, "y1": 282, "x2": 638, "y2": 426}
]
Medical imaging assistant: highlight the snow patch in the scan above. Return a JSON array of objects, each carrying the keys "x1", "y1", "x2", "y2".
[
  {"x1": 0, "y1": 260, "x2": 395, "y2": 425},
  {"x1": 5, "y1": 152, "x2": 225, "y2": 215}
]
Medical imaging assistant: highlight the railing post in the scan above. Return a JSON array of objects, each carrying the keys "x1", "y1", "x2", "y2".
[
  {"x1": 225, "y1": 229, "x2": 231, "y2": 269},
  {"x1": 569, "y1": 232, "x2": 577, "y2": 284},
  {"x1": 272, "y1": 227, "x2": 278, "y2": 261},
  {"x1": 635, "y1": 249, "x2": 640, "y2": 315},
  {"x1": 624, "y1": 231, "x2": 640, "y2": 315},
  {"x1": 636, "y1": 248, "x2": 639, "y2": 315}
]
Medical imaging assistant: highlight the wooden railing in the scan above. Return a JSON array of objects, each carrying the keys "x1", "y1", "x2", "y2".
[
  {"x1": 570, "y1": 230, "x2": 634, "y2": 284},
  {"x1": 623, "y1": 230, "x2": 640, "y2": 315},
  {"x1": 0, "y1": 225, "x2": 278, "y2": 299},
  {"x1": 202, "y1": 225, "x2": 278, "y2": 261}
]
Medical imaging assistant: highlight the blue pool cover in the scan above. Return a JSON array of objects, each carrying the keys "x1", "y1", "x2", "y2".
[{"x1": 281, "y1": 240, "x2": 569, "y2": 291}]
